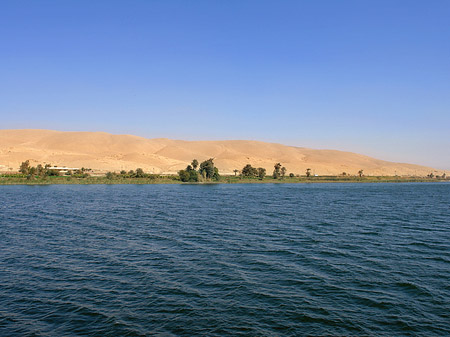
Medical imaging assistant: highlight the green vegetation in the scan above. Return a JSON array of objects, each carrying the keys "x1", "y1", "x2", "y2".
[
  {"x1": 178, "y1": 158, "x2": 219, "y2": 182},
  {"x1": 0, "y1": 160, "x2": 448, "y2": 185},
  {"x1": 222, "y1": 175, "x2": 449, "y2": 184},
  {"x1": 0, "y1": 173, "x2": 448, "y2": 185},
  {"x1": 258, "y1": 167, "x2": 266, "y2": 180},
  {"x1": 240, "y1": 164, "x2": 267, "y2": 180},
  {"x1": 104, "y1": 168, "x2": 161, "y2": 180},
  {"x1": 242, "y1": 164, "x2": 258, "y2": 177},
  {"x1": 273, "y1": 163, "x2": 282, "y2": 179},
  {"x1": 17, "y1": 160, "x2": 90, "y2": 180}
]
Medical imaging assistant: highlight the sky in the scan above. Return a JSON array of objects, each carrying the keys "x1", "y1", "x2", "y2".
[{"x1": 1, "y1": 1, "x2": 449, "y2": 169}]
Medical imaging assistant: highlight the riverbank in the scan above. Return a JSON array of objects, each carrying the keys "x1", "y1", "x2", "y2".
[{"x1": 0, "y1": 174, "x2": 447, "y2": 185}]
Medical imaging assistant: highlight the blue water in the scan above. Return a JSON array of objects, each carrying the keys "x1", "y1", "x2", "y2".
[{"x1": 1, "y1": 183, "x2": 449, "y2": 336}]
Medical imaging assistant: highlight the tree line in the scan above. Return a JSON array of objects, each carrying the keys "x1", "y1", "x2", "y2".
[
  {"x1": 19, "y1": 160, "x2": 90, "y2": 178},
  {"x1": 238, "y1": 162, "x2": 289, "y2": 179},
  {"x1": 105, "y1": 168, "x2": 160, "y2": 179},
  {"x1": 178, "y1": 158, "x2": 220, "y2": 182}
]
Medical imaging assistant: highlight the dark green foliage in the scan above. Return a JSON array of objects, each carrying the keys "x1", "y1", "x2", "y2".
[
  {"x1": 178, "y1": 168, "x2": 199, "y2": 182},
  {"x1": 273, "y1": 163, "x2": 281, "y2": 179},
  {"x1": 281, "y1": 167, "x2": 287, "y2": 178},
  {"x1": 135, "y1": 168, "x2": 145, "y2": 178},
  {"x1": 120, "y1": 170, "x2": 127, "y2": 175},
  {"x1": 199, "y1": 158, "x2": 216, "y2": 179},
  {"x1": 257, "y1": 167, "x2": 266, "y2": 180},
  {"x1": 242, "y1": 164, "x2": 258, "y2": 177},
  {"x1": 190, "y1": 170, "x2": 199, "y2": 182},
  {"x1": 178, "y1": 158, "x2": 219, "y2": 182},
  {"x1": 191, "y1": 159, "x2": 199, "y2": 170},
  {"x1": 36, "y1": 164, "x2": 44, "y2": 177},
  {"x1": 358, "y1": 170, "x2": 364, "y2": 177},
  {"x1": 19, "y1": 160, "x2": 30, "y2": 174},
  {"x1": 213, "y1": 167, "x2": 220, "y2": 181},
  {"x1": 289, "y1": 173, "x2": 295, "y2": 178},
  {"x1": 178, "y1": 170, "x2": 190, "y2": 182},
  {"x1": 106, "y1": 172, "x2": 114, "y2": 179}
]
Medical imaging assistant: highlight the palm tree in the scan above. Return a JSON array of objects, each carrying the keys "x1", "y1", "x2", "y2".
[
  {"x1": 233, "y1": 169, "x2": 239, "y2": 176},
  {"x1": 191, "y1": 159, "x2": 199, "y2": 170},
  {"x1": 358, "y1": 169, "x2": 364, "y2": 177},
  {"x1": 306, "y1": 168, "x2": 311, "y2": 177}
]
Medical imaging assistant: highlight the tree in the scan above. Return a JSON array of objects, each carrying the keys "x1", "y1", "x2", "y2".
[
  {"x1": 135, "y1": 168, "x2": 145, "y2": 178},
  {"x1": 106, "y1": 172, "x2": 114, "y2": 179},
  {"x1": 281, "y1": 167, "x2": 287, "y2": 178},
  {"x1": 189, "y1": 170, "x2": 199, "y2": 182},
  {"x1": 213, "y1": 167, "x2": 220, "y2": 181},
  {"x1": 19, "y1": 160, "x2": 30, "y2": 174},
  {"x1": 273, "y1": 163, "x2": 282, "y2": 179},
  {"x1": 120, "y1": 170, "x2": 127, "y2": 175},
  {"x1": 178, "y1": 159, "x2": 201, "y2": 182},
  {"x1": 36, "y1": 164, "x2": 45, "y2": 177},
  {"x1": 257, "y1": 167, "x2": 266, "y2": 180},
  {"x1": 358, "y1": 169, "x2": 364, "y2": 177},
  {"x1": 443, "y1": 173, "x2": 447, "y2": 179},
  {"x1": 242, "y1": 164, "x2": 258, "y2": 177},
  {"x1": 289, "y1": 173, "x2": 295, "y2": 178},
  {"x1": 199, "y1": 158, "x2": 216, "y2": 179},
  {"x1": 306, "y1": 168, "x2": 311, "y2": 177},
  {"x1": 191, "y1": 159, "x2": 199, "y2": 170},
  {"x1": 178, "y1": 170, "x2": 190, "y2": 182},
  {"x1": 128, "y1": 170, "x2": 135, "y2": 177},
  {"x1": 233, "y1": 169, "x2": 239, "y2": 176}
]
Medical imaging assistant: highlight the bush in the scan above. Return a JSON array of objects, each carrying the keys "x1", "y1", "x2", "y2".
[
  {"x1": 242, "y1": 164, "x2": 258, "y2": 177},
  {"x1": 135, "y1": 168, "x2": 145, "y2": 178},
  {"x1": 257, "y1": 167, "x2": 266, "y2": 180},
  {"x1": 178, "y1": 170, "x2": 190, "y2": 182}
]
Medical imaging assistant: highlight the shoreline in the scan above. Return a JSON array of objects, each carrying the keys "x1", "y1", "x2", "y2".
[{"x1": 1, "y1": 176, "x2": 448, "y2": 185}]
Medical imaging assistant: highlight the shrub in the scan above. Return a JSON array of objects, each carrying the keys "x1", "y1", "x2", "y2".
[
  {"x1": 242, "y1": 164, "x2": 258, "y2": 177},
  {"x1": 257, "y1": 167, "x2": 266, "y2": 180}
]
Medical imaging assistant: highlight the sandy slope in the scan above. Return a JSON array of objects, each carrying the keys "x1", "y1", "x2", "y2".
[{"x1": 0, "y1": 129, "x2": 442, "y2": 176}]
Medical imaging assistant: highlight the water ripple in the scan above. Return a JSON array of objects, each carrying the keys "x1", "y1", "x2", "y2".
[{"x1": 1, "y1": 183, "x2": 449, "y2": 336}]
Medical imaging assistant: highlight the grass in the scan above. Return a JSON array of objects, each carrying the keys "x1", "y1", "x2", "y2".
[{"x1": 0, "y1": 174, "x2": 447, "y2": 185}]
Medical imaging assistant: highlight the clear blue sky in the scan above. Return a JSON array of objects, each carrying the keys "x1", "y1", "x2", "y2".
[{"x1": 1, "y1": 1, "x2": 449, "y2": 169}]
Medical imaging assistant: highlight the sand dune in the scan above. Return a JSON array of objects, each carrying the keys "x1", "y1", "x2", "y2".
[{"x1": 0, "y1": 129, "x2": 442, "y2": 176}]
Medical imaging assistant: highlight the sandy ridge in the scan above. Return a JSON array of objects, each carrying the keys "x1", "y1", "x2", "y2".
[{"x1": 0, "y1": 129, "x2": 443, "y2": 176}]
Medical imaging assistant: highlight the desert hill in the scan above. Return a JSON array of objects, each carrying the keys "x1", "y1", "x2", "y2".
[{"x1": 0, "y1": 129, "x2": 442, "y2": 176}]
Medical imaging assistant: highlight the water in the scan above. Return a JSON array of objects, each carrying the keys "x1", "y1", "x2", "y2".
[{"x1": 1, "y1": 183, "x2": 449, "y2": 336}]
